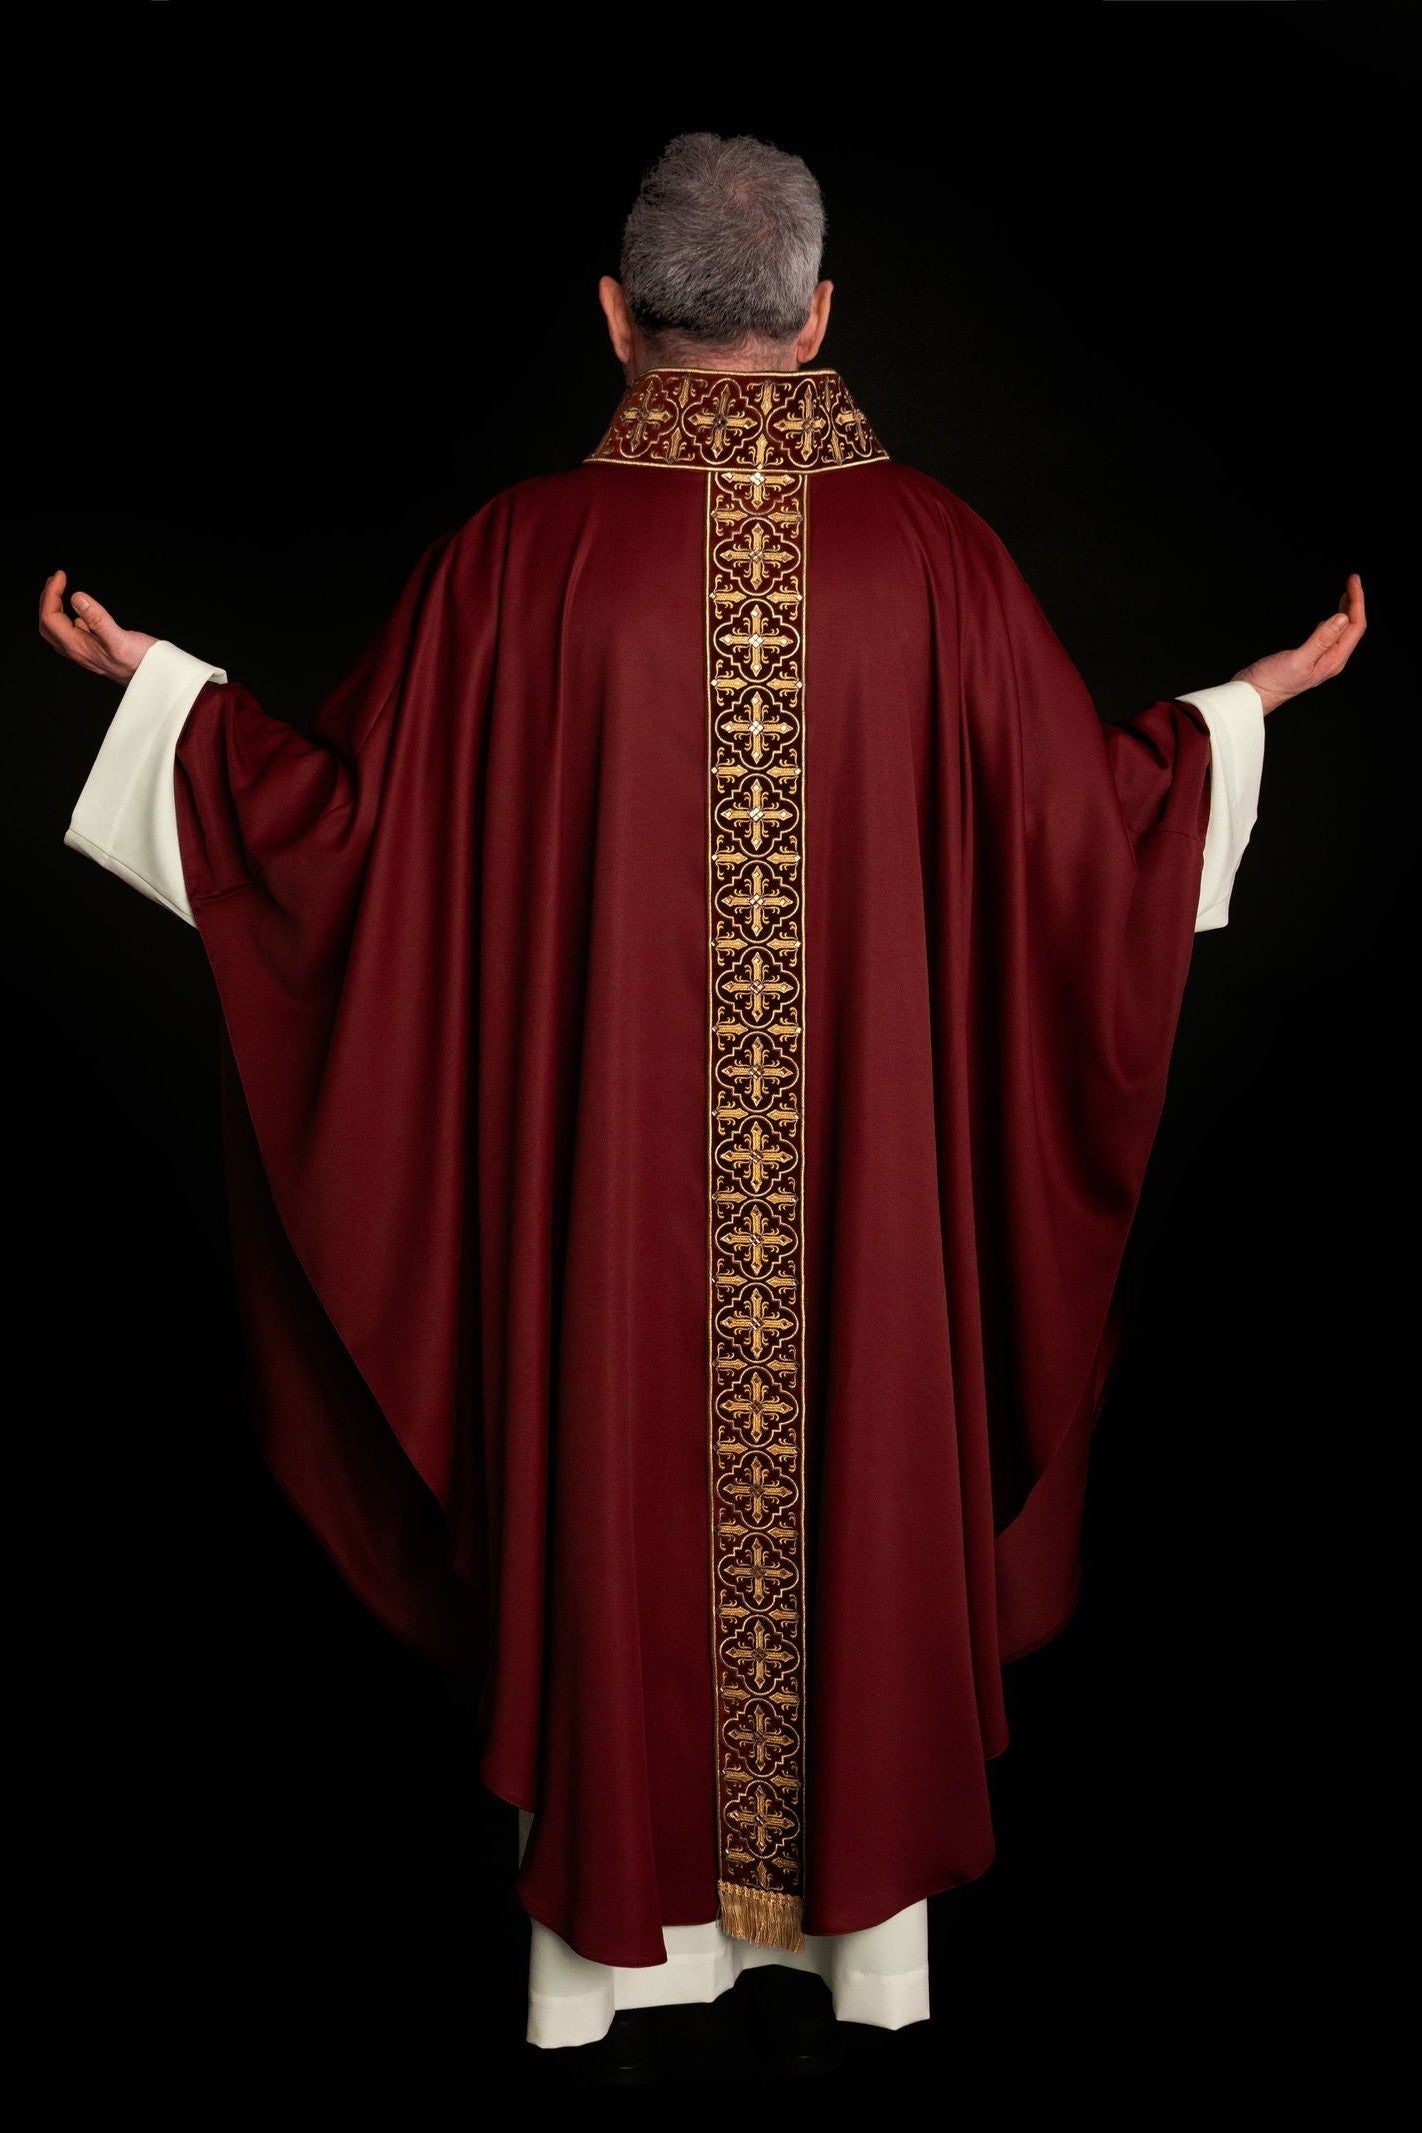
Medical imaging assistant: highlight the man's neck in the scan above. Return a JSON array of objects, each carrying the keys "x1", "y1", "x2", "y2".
[{"x1": 627, "y1": 336, "x2": 801, "y2": 380}]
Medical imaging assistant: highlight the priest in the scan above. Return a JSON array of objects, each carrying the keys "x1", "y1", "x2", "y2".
[{"x1": 43, "y1": 133, "x2": 1364, "y2": 2054}]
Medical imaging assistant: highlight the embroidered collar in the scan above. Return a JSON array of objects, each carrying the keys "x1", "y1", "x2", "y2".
[{"x1": 588, "y1": 367, "x2": 887, "y2": 473}]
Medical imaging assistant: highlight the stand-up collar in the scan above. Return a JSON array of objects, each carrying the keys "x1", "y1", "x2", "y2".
[{"x1": 589, "y1": 367, "x2": 887, "y2": 473}]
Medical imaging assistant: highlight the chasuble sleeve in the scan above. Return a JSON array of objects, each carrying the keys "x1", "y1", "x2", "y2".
[
  {"x1": 162, "y1": 522, "x2": 504, "y2": 1664},
  {"x1": 944, "y1": 503, "x2": 1232, "y2": 1651}
]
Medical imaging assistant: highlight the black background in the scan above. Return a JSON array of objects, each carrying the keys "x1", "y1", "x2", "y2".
[{"x1": 10, "y1": 7, "x2": 1407, "y2": 2106}]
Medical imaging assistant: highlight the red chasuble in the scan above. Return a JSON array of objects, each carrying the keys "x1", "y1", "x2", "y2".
[{"x1": 173, "y1": 369, "x2": 1212, "y2": 1964}]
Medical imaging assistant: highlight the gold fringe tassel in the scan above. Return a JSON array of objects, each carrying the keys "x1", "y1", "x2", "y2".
[{"x1": 717, "y1": 1881, "x2": 805, "y2": 1953}]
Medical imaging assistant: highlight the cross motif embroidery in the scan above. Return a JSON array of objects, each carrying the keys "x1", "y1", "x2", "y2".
[
  {"x1": 721, "y1": 864, "x2": 794, "y2": 934},
  {"x1": 723, "y1": 1535, "x2": 794, "y2": 1606},
  {"x1": 722, "y1": 1623, "x2": 795, "y2": 1692},
  {"x1": 619, "y1": 391, "x2": 672, "y2": 452},
  {"x1": 719, "y1": 784, "x2": 793, "y2": 852},
  {"x1": 690, "y1": 381, "x2": 759, "y2": 454},
  {"x1": 723, "y1": 1453, "x2": 795, "y2": 1522},
  {"x1": 723, "y1": 1035, "x2": 792, "y2": 1106},
  {"x1": 720, "y1": 1118, "x2": 793, "y2": 1191},
  {"x1": 727, "y1": 1785, "x2": 797, "y2": 1857},
  {"x1": 718, "y1": 1285, "x2": 794, "y2": 1358},
  {"x1": 776, "y1": 384, "x2": 828, "y2": 463},
  {"x1": 722, "y1": 952, "x2": 794, "y2": 1022},
  {"x1": 726, "y1": 1705, "x2": 795, "y2": 1772},
  {"x1": 717, "y1": 604, "x2": 794, "y2": 678},
  {"x1": 720, "y1": 696, "x2": 794, "y2": 766},
  {"x1": 717, "y1": 1372, "x2": 794, "y2": 1442},
  {"x1": 720, "y1": 522, "x2": 794, "y2": 589},
  {"x1": 721, "y1": 1201, "x2": 794, "y2": 1272}
]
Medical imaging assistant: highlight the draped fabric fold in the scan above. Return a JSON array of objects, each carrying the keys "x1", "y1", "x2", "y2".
[{"x1": 164, "y1": 372, "x2": 1215, "y2": 1966}]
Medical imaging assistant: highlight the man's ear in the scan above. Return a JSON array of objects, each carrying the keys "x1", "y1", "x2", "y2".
[
  {"x1": 794, "y1": 282, "x2": 833, "y2": 364},
  {"x1": 599, "y1": 277, "x2": 635, "y2": 366}
]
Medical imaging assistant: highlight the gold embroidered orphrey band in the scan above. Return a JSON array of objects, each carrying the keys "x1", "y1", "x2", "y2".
[{"x1": 592, "y1": 372, "x2": 886, "y2": 1950}]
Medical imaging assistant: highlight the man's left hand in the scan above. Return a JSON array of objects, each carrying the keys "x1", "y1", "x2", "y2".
[
  {"x1": 38, "y1": 569, "x2": 155, "y2": 687},
  {"x1": 1234, "y1": 574, "x2": 1366, "y2": 715}
]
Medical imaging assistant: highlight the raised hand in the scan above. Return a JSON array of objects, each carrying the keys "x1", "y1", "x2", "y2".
[
  {"x1": 1234, "y1": 574, "x2": 1366, "y2": 715},
  {"x1": 38, "y1": 570, "x2": 156, "y2": 687}
]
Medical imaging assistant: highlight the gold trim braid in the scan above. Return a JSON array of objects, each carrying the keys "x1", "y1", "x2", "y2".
[
  {"x1": 707, "y1": 459, "x2": 810, "y2": 1949},
  {"x1": 590, "y1": 368, "x2": 886, "y2": 474}
]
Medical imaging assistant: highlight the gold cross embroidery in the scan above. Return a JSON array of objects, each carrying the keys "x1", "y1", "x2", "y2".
[
  {"x1": 727, "y1": 1785, "x2": 796, "y2": 1856},
  {"x1": 619, "y1": 392, "x2": 671, "y2": 451},
  {"x1": 724, "y1": 1536, "x2": 794, "y2": 1607},
  {"x1": 718, "y1": 604, "x2": 794, "y2": 678},
  {"x1": 726, "y1": 1706, "x2": 795, "y2": 1772},
  {"x1": 722, "y1": 864, "x2": 793, "y2": 934},
  {"x1": 719, "y1": 1373, "x2": 793, "y2": 1442},
  {"x1": 723, "y1": 1036, "x2": 792, "y2": 1106},
  {"x1": 723, "y1": 1454, "x2": 795, "y2": 1522},
  {"x1": 720, "y1": 698, "x2": 794, "y2": 767},
  {"x1": 719, "y1": 785, "x2": 793, "y2": 852},
  {"x1": 722, "y1": 952, "x2": 794, "y2": 1021},
  {"x1": 723, "y1": 1623, "x2": 795, "y2": 1691},
  {"x1": 720, "y1": 522, "x2": 793, "y2": 590},
  {"x1": 721, "y1": 1201, "x2": 793, "y2": 1273},
  {"x1": 776, "y1": 385, "x2": 828, "y2": 463},
  {"x1": 690, "y1": 382, "x2": 758, "y2": 454},
  {"x1": 718, "y1": 1286, "x2": 794, "y2": 1358}
]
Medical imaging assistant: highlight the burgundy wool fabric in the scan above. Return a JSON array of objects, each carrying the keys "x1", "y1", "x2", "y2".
[{"x1": 172, "y1": 447, "x2": 1211, "y2": 1965}]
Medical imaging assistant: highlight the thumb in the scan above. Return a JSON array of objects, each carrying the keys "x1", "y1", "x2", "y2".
[
  {"x1": 1302, "y1": 609, "x2": 1350, "y2": 661},
  {"x1": 70, "y1": 591, "x2": 124, "y2": 648}
]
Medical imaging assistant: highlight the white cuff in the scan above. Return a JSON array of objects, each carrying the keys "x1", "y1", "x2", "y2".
[
  {"x1": 64, "y1": 640, "x2": 225, "y2": 925},
  {"x1": 1178, "y1": 680, "x2": 1266, "y2": 931}
]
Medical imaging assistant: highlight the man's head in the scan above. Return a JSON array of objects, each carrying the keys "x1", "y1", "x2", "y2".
[{"x1": 600, "y1": 133, "x2": 832, "y2": 379}]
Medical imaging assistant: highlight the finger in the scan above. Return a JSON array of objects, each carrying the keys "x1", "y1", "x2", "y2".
[
  {"x1": 1298, "y1": 609, "x2": 1352, "y2": 673},
  {"x1": 1321, "y1": 574, "x2": 1367, "y2": 673},
  {"x1": 1330, "y1": 573, "x2": 1366, "y2": 639},
  {"x1": 39, "y1": 585, "x2": 86, "y2": 656},
  {"x1": 37, "y1": 567, "x2": 70, "y2": 639},
  {"x1": 69, "y1": 591, "x2": 124, "y2": 652}
]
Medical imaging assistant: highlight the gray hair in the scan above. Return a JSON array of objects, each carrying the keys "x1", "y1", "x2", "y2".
[{"x1": 620, "y1": 133, "x2": 824, "y2": 351}]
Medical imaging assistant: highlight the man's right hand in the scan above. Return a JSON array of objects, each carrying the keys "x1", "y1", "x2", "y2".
[
  {"x1": 1233, "y1": 574, "x2": 1366, "y2": 715},
  {"x1": 39, "y1": 569, "x2": 155, "y2": 687}
]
